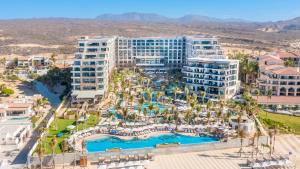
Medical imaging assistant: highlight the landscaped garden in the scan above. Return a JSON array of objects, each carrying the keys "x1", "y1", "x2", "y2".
[
  {"x1": 258, "y1": 111, "x2": 300, "y2": 135},
  {"x1": 40, "y1": 114, "x2": 99, "y2": 154}
]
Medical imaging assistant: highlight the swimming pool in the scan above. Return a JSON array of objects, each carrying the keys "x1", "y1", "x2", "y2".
[{"x1": 86, "y1": 133, "x2": 218, "y2": 153}]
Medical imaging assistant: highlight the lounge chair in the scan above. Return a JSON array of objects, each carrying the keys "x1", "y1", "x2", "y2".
[{"x1": 98, "y1": 164, "x2": 107, "y2": 169}]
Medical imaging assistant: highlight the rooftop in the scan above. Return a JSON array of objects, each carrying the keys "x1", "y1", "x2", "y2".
[{"x1": 253, "y1": 96, "x2": 300, "y2": 105}]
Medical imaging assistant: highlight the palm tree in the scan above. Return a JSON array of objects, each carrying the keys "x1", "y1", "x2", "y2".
[
  {"x1": 156, "y1": 91, "x2": 163, "y2": 104},
  {"x1": 73, "y1": 139, "x2": 77, "y2": 169},
  {"x1": 50, "y1": 53, "x2": 57, "y2": 64},
  {"x1": 61, "y1": 140, "x2": 68, "y2": 169},
  {"x1": 284, "y1": 58, "x2": 295, "y2": 67},
  {"x1": 50, "y1": 136, "x2": 57, "y2": 168},
  {"x1": 255, "y1": 124, "x2": 262, "y2": 157},
  {"x1": 266, "y1": 89, "x2": 272, "y2": 116},
  {"x1": 108, "y1": 111, "x2": 115, "y2": 126},
  {"x1": 216, "y1": 110, "x2": 222, "y2": 124},
  {"x1": 254, "y1": 89, "x2": 260, "y2": 99},
  {"x1": 184, "y1": 109, "x2": 192, "y2": 124},
  {"x1": 272, "y1": 128, "x2": 278, "y2": 154},
  {"x1": 153, "y1": 107, "x2": 160, "y2": 123},
  {"x1": 129, "y1": 94, "x2": 134, "y2": 110},
  {"x1": 148, "y1": 103, "x2": 154, "y2": 117},
  {"x1": 268, "y1": 129, "x2": 274, "y2": 155},
  {"x1": 143, "y1": 107, "x2": 148, "y2": 122},
  {"x1": 206, "y1": 100, "x2": 212, "y2": 112},
  {"x1": 75, "y1": 111, "x2": 79, "y2": 132},
  {"x1": 206, "y1": 111, "x2": 211, "y2": 125},
  {"x1": 238, "y1": 129, "x2": 246, "y2": 157},
  {"x1": 96, "y1": 111, "x2": 101, "y2": 124},
  {"x1": 120, "y1": 108, "x2": 128, "y2": 123},
  {"x1": 36, "y1": 139, "x2": 45, "y2": 169},
  {"x1": 199, "y1": 91, "x2": 206, "y2": 105},
  {"x1": 147, "y1": 88, "x2": 153, "y2": 102},
  {"x1": 146, "y1": 78, "x2": 151, "y2": 88},
  {"x1": 173, "y1": 87, "x2": 181, "y2": 101},
  {"x1": 184, "y1": 87, "x2": 190, "y2": 102}
]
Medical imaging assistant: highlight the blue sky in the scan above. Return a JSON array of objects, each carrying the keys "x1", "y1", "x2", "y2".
[{"x1": 1, "y1": 0, "x2": 300, "y2": 21}]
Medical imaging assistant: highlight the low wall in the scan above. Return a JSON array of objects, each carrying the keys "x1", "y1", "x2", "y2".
[{"x1": 27, "y1": 136, "x2": 268, "y2": 168}]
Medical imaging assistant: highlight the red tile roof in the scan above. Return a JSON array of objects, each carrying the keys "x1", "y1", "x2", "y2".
[{"x1": 253, "y1": 96, "x2": 300, "y2": 105}]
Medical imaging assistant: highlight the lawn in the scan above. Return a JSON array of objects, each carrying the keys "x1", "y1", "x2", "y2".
[
  {"x1": 258, "y1": 111, "x2": 300, "y2": 135},
  {"x1": 40, "y1": 114, "x2": 99, "y2": 154}
]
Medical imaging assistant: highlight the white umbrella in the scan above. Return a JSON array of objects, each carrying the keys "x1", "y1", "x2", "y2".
[{"x1": 67, "y1": 125, "x2": 76, "y2": 130}]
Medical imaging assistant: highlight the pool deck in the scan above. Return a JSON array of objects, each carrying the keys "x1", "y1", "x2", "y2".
[{"x1": 84, "y1": 131, "x2": 199, "y2": 141}]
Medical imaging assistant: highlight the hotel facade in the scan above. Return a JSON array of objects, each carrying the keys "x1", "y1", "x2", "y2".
[{"x1": 71, "y1": 36, "x2": 239, "y2": 102}]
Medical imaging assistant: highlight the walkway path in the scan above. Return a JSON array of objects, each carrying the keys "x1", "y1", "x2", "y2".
[
  {"x1": 274, "y1": 134, "x2": 300, "y2": 167},
  {"x1": 146, "y1": 148, "x2": 246, "y2": 169}
]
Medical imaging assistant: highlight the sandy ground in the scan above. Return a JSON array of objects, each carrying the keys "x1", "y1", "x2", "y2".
[
  {"x1": 146, "y1": 134, "x2": 300, "y2": 169},
  {"x1": 6, "y1": 43, "x2": 62, "y2": 48},
  {"x1": 0, "y1": 80, "x2": 39, "y2": 102}
]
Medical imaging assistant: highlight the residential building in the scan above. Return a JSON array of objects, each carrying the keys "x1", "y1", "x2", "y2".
[{"x1": 71, "y1": 36, "x2": 240, "y2": 101}]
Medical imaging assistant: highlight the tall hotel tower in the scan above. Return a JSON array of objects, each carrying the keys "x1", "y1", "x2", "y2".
[{"x1": 71, "y1": 36, "x2": 239, "y2": 102}]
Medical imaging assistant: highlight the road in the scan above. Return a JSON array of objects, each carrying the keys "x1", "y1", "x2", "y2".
[{"x1": 11, "y1": 80, "x2": 62, "y2": 166}]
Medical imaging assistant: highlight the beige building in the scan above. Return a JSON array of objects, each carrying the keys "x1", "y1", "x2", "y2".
[{"x1": 257, "y1": 52, "x2": 300, "y2": 96}]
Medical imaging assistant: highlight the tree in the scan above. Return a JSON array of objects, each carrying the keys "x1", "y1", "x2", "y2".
[
  {"x1": 108, "y1": 111, "x2": 115, "y2": 126},
  {"x1": 147, "y1": 88, "x2": 153, "y2": 102},
  {"x1": 266, "y1": 89, "x2": 272, "y2": 116},
  {"x1": 1, "y1": 87, "x2": 14, "y2": 96},
  {"x1": 50, "y1": 136, "x2": 57, "y2": 168},
  {"x1": 75, "y1": 111, "x2": 79, "y2": 132},
  {"x1": 173, "y1": 87, "x2": 181, "y2": 101},
  {"x1": 199, "y1": 91, "x2": 206, "y2": 105},
  {"x1": 61, "y1": 139, "x2": 68, "y2": 169},
  {"x1": 238, "y1": 129, "x2": 246, "y2": 157},
  {"x1": 36, "y1": 139, "x2": 45, "y2": 169},
  {"x1": 284, "y1": 58, "x2": 294, "y2": 67},
  {"x1": 50, "y1": 53, "x2": 57, "y2": 64},
  {"x1": 31, "y1": 115, "x2": 38, "y2": 128},
  {"x1": 206, "y1": 111, "x2": 211, "y2": 125}
]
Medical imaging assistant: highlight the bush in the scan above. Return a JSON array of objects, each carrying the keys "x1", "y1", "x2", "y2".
[{"x1": 1, "y1": 87, "x2": 14, "y2": 96}]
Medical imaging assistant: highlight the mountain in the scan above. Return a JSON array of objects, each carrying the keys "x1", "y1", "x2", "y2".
[
  {"x1": 96, "y1": 12, "x2": 170, "y2": 22},
  {"x1": 259, "y1": 17, "x2": 300, "y2": 32},
  {"x1": 96, "y1": 12, "x2": 250, "y2": 23}
]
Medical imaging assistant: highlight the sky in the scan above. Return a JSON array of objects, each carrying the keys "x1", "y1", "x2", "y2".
[{"x1": 1, "y1": 0, "x2": 300, "y2": 22}]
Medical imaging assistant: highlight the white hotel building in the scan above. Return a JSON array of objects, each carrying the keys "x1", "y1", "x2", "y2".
[{"x1": 71, "y1": 36, "x2": 239, "y2": 102}]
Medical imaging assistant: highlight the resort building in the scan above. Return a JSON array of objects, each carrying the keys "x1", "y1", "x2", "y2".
[
  {"x1": 229, "y1": 115, "x2": 255, "y2": 134},
  {"x1": 256, "y1": 51, "x2": 300, "y2": 111},
  {"x1": 71, "y1": 36, "x2": 116, "y2": 103},
  {"x1": 257, "y1": 52, "x2": 300, "y2": 96},
  {"x1": 182, "y1": 36, "x2": 239, "y2": 100},
  {"x1": 0, "y1": 118, "x2": 31, "y2": 148},
  {"x1": 71, "y1": 36, "x2": 240, "y2": 101},
  {"x1": 16, "y1": 55, "x2": 53, "y2": 75},
  {"x1": 117, "y1": 36, "x2": 185, "y2": 72}
]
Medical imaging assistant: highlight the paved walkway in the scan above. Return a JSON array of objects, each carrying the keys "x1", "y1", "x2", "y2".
[
  {"x1": 146, "y1": 148, "x2": 247, "y2": 169},
  {"x1": 274, "y1": 134, "x2": 300, "y2": 167}
]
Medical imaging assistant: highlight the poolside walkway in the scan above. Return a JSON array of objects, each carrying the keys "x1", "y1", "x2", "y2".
[
  {"x1": 146, "y1": 148, "x2": 247, "y2": 169},
  {"x1": 274, "y1": 134, "x2": 300, "y2": 167}
]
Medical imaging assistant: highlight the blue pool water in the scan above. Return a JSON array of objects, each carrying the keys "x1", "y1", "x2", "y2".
[{"x1": 86, "y1": 133, "x2": 218, "y2": 153}]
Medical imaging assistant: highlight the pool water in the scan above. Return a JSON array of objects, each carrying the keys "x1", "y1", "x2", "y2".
[{"x1": 86, "y1": 133, "x2": 218, "y2": 153}]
